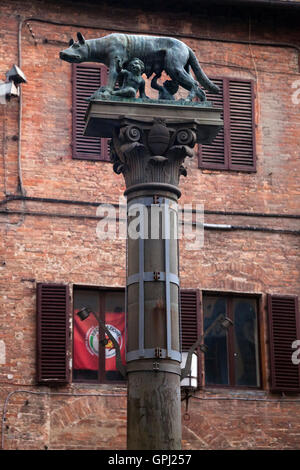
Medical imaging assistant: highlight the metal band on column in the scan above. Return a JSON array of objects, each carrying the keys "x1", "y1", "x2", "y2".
[
  {"x1": 138, "y1": 208, "x2": 145, "y2": 357},
  {"x1": 164, "y1": 199, "x2": 172, "y2": 359}
]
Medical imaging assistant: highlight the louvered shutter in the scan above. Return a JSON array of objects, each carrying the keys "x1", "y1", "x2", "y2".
[
  {"x1": 198, "y1": 78, "x2": 256, "y2": 172},
  {"x1": 267, "y1": 294, "x2": 300, "y2": 392},
  {"x1": 180, "y1": 290, "x2": 201, "y2": 350},
  {"x1": 198, "y1": 78, "x2": 226, "y2": 169},
  {"x1": 228, "y1": 79, "x2": 256, "y2": 171},
  {"x1": 72, "y1": 64, "x2": 110, "y2": 161},
  {"x1": 37, "y1": 283, "x2": 70, "y2": 384},
  {"x1": 180, "y1": 290, "x2": 202, "y2": 387}
]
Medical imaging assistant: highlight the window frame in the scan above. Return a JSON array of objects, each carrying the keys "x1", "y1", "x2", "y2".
[
  {"x1": 198, "y1": 76, "x2": 256, "y2": 173},
  {"x1": 202, "y1": 291, "x2": 262, "y2": 390},
  {"x1": 72, "y1": 285, "x2": 126, "y2": 385}
]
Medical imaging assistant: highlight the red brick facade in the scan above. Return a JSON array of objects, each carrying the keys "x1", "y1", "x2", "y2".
[{"x1": 0, "y1": 0, "x2": 299, "y2": 450}]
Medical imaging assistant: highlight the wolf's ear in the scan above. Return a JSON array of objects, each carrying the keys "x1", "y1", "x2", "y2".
[
  {"x1": 68, "y1": 38, "x2": 74, "y2": 46},
  {"x1": 77, "y1": 32, "x2": 86, "y2": 45}
]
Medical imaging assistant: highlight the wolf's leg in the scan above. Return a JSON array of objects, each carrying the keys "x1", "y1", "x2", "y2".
[
  {"x1": 111, "y1": 86, "x2": 136, "y2": 98},
  {"x1": 195, "y1": 87, "x2": 206, "y2": 102},
  {"x1": 106, "y1": 58, "x2": 121, "y2": 92},
  {"x1": 166, "y1": 55, "x2": 198, "y2": 101},
  {"x1": 172, "y1": 70, "x2": 204, "y2": 101},
  {"x1": 168, "y1": 67, "x2": 195, "y2": 89}
]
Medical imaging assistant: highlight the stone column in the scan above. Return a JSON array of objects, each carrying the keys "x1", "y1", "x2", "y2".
[
  {"x1": 84, "y1": 100, "x2": 222, "y2": 450},
  {"x1": 113, "y1": 118, "x2": 192, "y2": 449}
]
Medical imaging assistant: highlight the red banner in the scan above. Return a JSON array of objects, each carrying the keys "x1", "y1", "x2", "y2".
[{"x1": 73, "y1": 310, "x2": 125, "y2": 371}]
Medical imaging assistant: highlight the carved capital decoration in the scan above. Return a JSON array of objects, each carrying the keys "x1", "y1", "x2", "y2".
[
  {"x1": 83, "y1": 98, "x2": 223, "y2": 196},
  {"x1": 110, "y1": 118, "x2": 197, "y2": 190}
]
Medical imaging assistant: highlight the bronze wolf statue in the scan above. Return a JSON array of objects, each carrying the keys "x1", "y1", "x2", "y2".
[{"x1": 60, "y1": 32, "x2": 219, "y2": 101}]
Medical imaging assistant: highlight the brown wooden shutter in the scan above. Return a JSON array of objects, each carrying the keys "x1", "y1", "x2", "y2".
[
  {"x1": 180, "y1": 289, "x2": 202, "y2": 387},
  {"x1": 72, "y1": 63, "x2": 110, "y2": 161},
  {"x1": 267, "y1": 294, "x2": 300, "y2": 393},
  {"x1": 228, "y1": 79, "x2": 256, "y2": 171},
  {"x1": 180, "y1": 290, "x2": 201, "y2": 351},
  {"x1": 37, "y1": 283, "x2": 70, "y2": 384},
  {"x1": 198, "y1": 77, "x2": 256, "y2": 172},
  {"x1": 198, "y1": 78, "x2": 226, "y2": 170}
]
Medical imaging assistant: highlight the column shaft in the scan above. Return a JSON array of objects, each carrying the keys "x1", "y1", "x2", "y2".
[{"x1": 126, "y1": 188, "x2": 181, "y2": 450}]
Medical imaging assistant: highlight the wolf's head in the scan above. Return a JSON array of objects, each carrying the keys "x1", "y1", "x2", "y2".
[{"x1": 59, "y1": 32, "x2": 89, "y2": 63}]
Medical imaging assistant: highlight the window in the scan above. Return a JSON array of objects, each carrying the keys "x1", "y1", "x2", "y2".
[
  {"x1": 198, "y1": 78, "x2": 256, "y2": 172},
  {"x1": 73, "y1": 288, "x2": 126, "y2": 383},
  {"x1": 72, "y1": 63, "x2": 110, "y2": 161},
  {"x1": 203, "y1": 294, "x2": 261, "y2": 388}
]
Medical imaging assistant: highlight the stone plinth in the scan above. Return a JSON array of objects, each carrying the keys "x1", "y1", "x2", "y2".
[{"x1": 84, "y1": 99, "x2": 222, "y2": 141}]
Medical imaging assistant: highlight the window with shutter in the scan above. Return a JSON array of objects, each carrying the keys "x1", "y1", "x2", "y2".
[
  {"x1": 72, "y1": 64, "x2": 110, "y2": 161},
  {"x1": 198, "y1": 78, "x2": 256, "y2": 172},
  {"x1": 71, "y1": 286, "x2": 201, "y2": 384},
  {"x1": 36, "y1": 283, "x2": 70, "y2": 384},
  {"x1": 267, "y1": 294, "x2": 300, "y2": 393}
]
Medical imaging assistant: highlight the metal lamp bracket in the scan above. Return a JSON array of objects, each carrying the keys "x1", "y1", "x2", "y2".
[{"x1": 181, "y1": 313, "x2": 234, "y2": 379}]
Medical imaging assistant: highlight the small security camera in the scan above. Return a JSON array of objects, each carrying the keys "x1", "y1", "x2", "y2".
[{"x1": 5, "y1": 65, "x2": 27, "y2": 85}]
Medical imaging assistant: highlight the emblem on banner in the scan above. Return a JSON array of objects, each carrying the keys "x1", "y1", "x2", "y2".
[
  {"x1": 85, "y1": 326, "x2": 99, "y2": 356},
  {"x1": 105, "y1": 324, "x2": 123, "y2": 359},
  {"x1": 85, "y1": 324, "x2": 123, "y2": 358}
]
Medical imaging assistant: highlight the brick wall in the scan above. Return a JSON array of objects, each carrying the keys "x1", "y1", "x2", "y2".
[{"x1": 0, "y1": 0, "x2": 299, "y2": 450}]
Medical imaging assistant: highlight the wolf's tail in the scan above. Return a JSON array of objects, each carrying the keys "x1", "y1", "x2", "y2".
[{"x1": 188, "y1": 48, "x2": 220, "y2": 94}]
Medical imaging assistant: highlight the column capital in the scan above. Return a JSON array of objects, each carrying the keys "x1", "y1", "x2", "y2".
[
  {"x1": 111, "y1": 118, "x2": 198, "y2": 192},
  {"x1": 84, "y1": 99, "x2": 222, "y2": 194}
]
